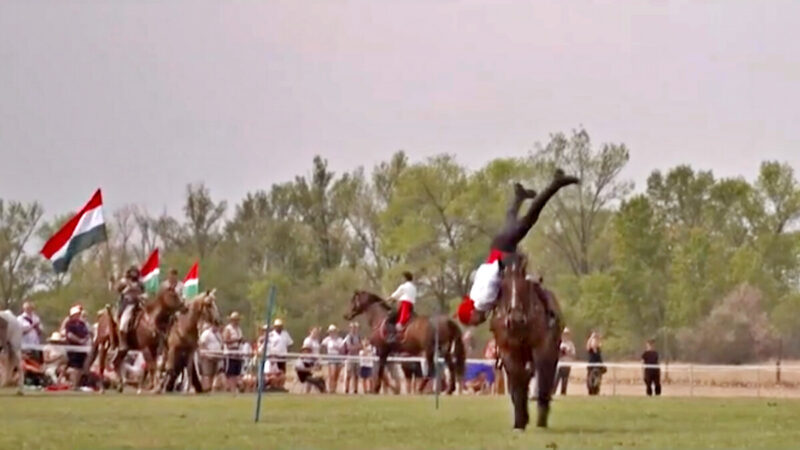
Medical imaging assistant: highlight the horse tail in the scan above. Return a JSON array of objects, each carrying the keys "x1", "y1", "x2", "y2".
[{"x1": 449, "y1": 320, "x2": 466, "y2": 379}]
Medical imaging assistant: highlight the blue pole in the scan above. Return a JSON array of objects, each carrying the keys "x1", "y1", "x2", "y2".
[
  {"x1": 434, "y1": 300, "x2": 440, "y2": 410},
  {"x1": 254, "y1": 286, "x2": 277, "y2": 423}
]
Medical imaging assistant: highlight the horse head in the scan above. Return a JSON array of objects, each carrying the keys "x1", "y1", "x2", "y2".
[
  {"x1": 158, "y1": 286, "x2": 186, "y2": 313},
  {"x1": 344, "y1": 290, "x2": 388, "y2": 320},
  {"x1": 189, "y1": 289, "x2": 221, "y2": 326},
  {"x1": 498, "y1": 252, "x2": 532, "y2": 328}
]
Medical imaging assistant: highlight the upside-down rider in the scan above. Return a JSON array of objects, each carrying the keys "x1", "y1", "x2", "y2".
[
  {"x1": 116, "y1": 265, "x2": 146, "y2": 350},
  {"x1": 457, "y1": 169, "x2": 580, "y2": 326},
  {"x1": 384, "y1": 271, "x2": 417, "y2": 343}
]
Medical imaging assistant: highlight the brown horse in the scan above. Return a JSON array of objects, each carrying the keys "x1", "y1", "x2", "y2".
[
  {"x1": 160, "y1": 290, "x2": 220, "y2": 393},
  {"x1": 344, "y1": 290, "x2": 465, "y2": 395},
  {"x1": 491, "y1": 253, "x2": 563, "y2": 430},
  {"x1": 92, "y1": 287, "x2": 185, "y2": 392}
]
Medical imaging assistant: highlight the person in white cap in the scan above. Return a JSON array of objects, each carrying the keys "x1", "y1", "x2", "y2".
[
  {"x1": 554, "y1": 327, "x2": 576, "y2": 395},
  {"x1": 43, "y1": 331, "x2": 66, "y2": 385},
  {"x1": 321, "y1": 324, "x2": 344, "y2": 393},
  {"x1": 222, "y1": 311, "x2": 244, "y2": 392},
  {"x1": 267, "y1": 318, "x2": 293, "y2": 374}
]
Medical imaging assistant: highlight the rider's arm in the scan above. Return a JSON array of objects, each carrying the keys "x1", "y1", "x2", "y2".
[{"x1": 388, "y1": 284, "x2": 404, "y2": 302}]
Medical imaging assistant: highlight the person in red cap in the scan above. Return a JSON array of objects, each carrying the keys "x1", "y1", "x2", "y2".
[{"x1": 457, "y1": 169, "x2": 579, "y2": 326}]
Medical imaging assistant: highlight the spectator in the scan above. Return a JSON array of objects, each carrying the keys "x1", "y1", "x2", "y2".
[
  {"x1": 222, "y1": 311, "x2": 244, "y2": 392},
  {"x1": 554, "y1": 327, "x2": 576, "y2": 395},
  {"x1": 586, "y1": 331, "x2": 605, "y2": 396},
  {"x1": 462, "y1": 329, "x2": 475, "y2": 357},
  {"x1": 17, "y1": 300, "x2": 43, "y2": 363},
  {"x1": 43, "y1": 331, "x2": 66, "y2": 385},
  {"x1": 199, "y1": 322, "x2": 224, "y2": 391},
  {"x1": 321, "y1": 324, "x2": 344, "y2": 393},
  {"x1": 484, "y1": 338, "x2": 504, "y2": 395},
  {"x1": 358, "y1": 343, "x2": 374, "y2": 393},
  {"x1": 123, "y1": 351, "x2": 146, "y2": 389},
  {"x1": 642, "y1": 339, "x2": 661, "y2": 396},
  {"x1": 63, "y1": 306, "x2": 90, "y2": 389},
  {"x1": 302, "y1": 327, "x2": 321, "y2": 355},
  {"x1": 267, "y1": 318, "x2": 293, "y2": 374},
  {"x1": 160, "y1": 268, "x2": 185, "y2": 299},
  {"x1": 295, "y1": 345, "x2": 326, "y2": 393},
  {"x1": 342, "y1": 322, "x2": 362, "y2": 394}
]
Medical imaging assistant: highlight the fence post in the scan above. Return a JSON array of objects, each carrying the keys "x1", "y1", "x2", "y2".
[
  {"x1": 612, "y1": 365, "x2": 617, "y2": 396},
  {"x1": 756, "y1": 368, "x2": 761, "y2": 398},
  {"x1": 689, "y1": 364, "x2": 694, "y2": 397}
]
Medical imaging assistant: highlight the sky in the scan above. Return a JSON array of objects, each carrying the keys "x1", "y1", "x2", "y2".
[{"x1": 1, "y1": 0, "x2": 798, "y2": 218}]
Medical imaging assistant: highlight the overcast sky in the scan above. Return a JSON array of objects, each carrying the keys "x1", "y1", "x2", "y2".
[{"x1": 1, "y1": 1, "x2": 798, "y2": 218}]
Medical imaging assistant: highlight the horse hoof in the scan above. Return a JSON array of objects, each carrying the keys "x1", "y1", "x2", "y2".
[
  {"x1": 15, "y1": 390, "x2": 24, "y2": 396},
  {"x1": 512, "y1": 427, "x2": 525, "y2": 433}
]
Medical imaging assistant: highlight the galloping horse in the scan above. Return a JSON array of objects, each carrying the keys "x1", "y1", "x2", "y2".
[
  {"x1": 92, "y1": 287, "x2": 185, "y2": 392},
  {"x1": 344, "y1": 291, "x2": 465, "y2": 395},
  {"x1": 491, "y1": 253, "x2": 563, "y2": 430},
  {"x1": 160, "y1": 290, "x2": 220, "y2": 393}
]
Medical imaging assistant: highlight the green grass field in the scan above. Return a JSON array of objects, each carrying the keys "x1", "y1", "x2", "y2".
[{"x1": 2, "y1": 392, "x2": 799, "y2": 449}]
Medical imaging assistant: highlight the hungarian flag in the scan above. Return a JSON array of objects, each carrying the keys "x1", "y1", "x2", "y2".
[
  {"x1": 40, "y1": 189, "x2": 107, "y2": 273},
  {"x1": 141, "y1": 248, "x2": 160, "y2": 294},
  {"x1": 183, "y1": 261, "x2": 199, "y2": 299}
]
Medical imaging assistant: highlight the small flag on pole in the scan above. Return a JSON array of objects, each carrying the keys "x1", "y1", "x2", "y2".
[
  {"x1": 183, "y1": 261, "x2": 199, "y2": 299},
  {"x1": 141, "y1": 248, "x2": 160, "y2": 294},
  {"x1": 40, "y1": 189, "x2": 108, "y2": 273}
]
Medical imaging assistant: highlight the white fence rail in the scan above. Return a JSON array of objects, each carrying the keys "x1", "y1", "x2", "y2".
[{"x1": 19, "y1": 343, "x2": 800, "y2": 398}]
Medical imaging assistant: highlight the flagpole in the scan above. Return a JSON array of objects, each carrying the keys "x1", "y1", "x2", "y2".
[{"x1": 255, "y1": 286, "x2": 277, "y2": 423}]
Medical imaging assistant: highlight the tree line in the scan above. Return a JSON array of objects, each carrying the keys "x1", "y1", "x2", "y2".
[{"x1": 2, "y1": 128, "x2": 798, "y2": 363}]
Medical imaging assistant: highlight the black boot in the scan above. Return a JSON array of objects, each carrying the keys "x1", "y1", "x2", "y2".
[
  {"x1": 514, "y1": 182, "x2": 537, "y2": 199},
  {"x1": 552, "y1": 168, "x2": 580, "y2": 187},
  {"x1": 385, "y1": 322, "x2": 397, "y2": 344}
]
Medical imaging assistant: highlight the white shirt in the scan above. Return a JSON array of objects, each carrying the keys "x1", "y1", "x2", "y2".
[
  {"x1": 470, "y1": 261, "x2": 502, "y2": 311},
  {"x1": 560, "y1": 339, "x2": 576, "y2": 362},
  {"x1": 359, "y1": 347, "x2": 375, "y2": 368},
  {"x1": 17, "y1": 312, "x2": 41, "y2": 347},
  {"x1": 199, "y1": 328, "x2": 223, "y2": 354},
  {"x1": 321, "y1": 335, "x2": 344, "y2": 355},
  {"x1": 391, "y1": 281, "x2": 417, "y2": 304},
  {"x1": 302, "y1": 336, "x2": 320, "y2": 354},
  {"x1": 268, "y1": 329, "x2": 293, "y2": 355}
]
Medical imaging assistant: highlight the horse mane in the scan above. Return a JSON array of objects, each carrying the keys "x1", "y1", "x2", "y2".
[{"x1": 359, "y1": 290, "x2": 391, "y2": 310}]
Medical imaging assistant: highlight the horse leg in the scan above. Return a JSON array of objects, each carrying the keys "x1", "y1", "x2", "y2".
[
  {"x1": 444, "y1": 353, "x2": 457, "y2": 395},
  {"x1": 188, "y1": 352, "x2": 204, "y2": 394},
  {"x1": 11, "y1": 347, "x2": 24, "y2": 395},
  {"x1": 373, "y1": 349, "x2": 388, "y2": 394},
  {"x1": 418, "y1": 349, "x2": 435, "y2": 394},
  {"x1": 534, "y1": 354, "x2": 558, "y2": 428},
  {"x1": 504, "y1": 354, "x2": 530, "y2": 430},
  {"x1": 113, "y1": 348, "x2": 128, "y2": 393}
]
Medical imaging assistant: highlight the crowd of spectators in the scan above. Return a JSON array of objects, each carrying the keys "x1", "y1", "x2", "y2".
[{"x1": 8, "y1": 301, "x2": 662, "y2": 397}]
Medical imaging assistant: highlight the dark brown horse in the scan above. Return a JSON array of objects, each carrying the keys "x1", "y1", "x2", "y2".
[
  {"x1": 92, "y1": 287, "x2": 185, "y2": 392},
  {"x1": 491, "y1": 253, "x2": 563, "y2": 430},
  {"x1": 344, "y1": 290, "x2": 466, "y2": 395},
  {"x1": 160, "y1": 290, "x2": 220, "y2": 393}
]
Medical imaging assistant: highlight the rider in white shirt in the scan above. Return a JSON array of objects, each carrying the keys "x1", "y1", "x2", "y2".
[{"x1": 386, "y1": 271, "x2": 417, "y2": 342}]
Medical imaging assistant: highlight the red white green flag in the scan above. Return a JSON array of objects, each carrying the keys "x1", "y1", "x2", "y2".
[
  {"x1": 140, "y1": 248, "x2": 160, "y2": 294},
  {"x1": 183, "y1": 261, "x2": 199, "y2": 299},
  {"x1": 40, "y1": 189, "x2": 108, "y2": 273}
]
